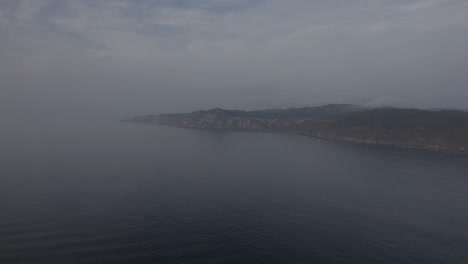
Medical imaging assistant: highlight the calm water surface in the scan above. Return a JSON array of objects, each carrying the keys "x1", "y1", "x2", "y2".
[{"x1": 0, "y1": 117, "x2": 467, "y2": 263}]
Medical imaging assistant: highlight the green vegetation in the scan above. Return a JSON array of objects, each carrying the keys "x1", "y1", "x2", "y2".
[{"x1": 125, "y1": 105, "x2": 468, "y2": 153}]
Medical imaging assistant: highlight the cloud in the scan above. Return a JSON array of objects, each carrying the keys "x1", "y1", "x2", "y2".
[{"x1": 1, "y1": 0, "x2": 468, "y2": 116}]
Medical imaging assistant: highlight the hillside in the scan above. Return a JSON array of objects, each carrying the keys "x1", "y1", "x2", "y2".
[{"x1": 124, "y1": 105, "x2": 468, "y2": 153}]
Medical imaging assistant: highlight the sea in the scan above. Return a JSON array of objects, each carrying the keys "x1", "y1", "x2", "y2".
[{"x1": 1, "y1": 116, "x2": 467, "y2": 263}]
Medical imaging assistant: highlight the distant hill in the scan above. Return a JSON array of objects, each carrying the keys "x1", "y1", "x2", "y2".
[{"x1": 124, "y1": 104, "x2": 468, "y2": 154}]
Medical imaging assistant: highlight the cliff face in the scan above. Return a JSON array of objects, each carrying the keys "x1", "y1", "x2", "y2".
[{"x1": 124, "y1": 105, "x2": 468, "y2": 154}]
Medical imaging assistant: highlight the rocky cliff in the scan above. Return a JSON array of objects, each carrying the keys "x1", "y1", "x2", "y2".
[{"x1": 124, "y1": 104, "x2": 468, "y2": 154}]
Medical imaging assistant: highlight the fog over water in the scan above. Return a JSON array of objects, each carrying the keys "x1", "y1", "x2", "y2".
[
  {"x1": 1, "y1": 2, "x2": 468, "y2": 263},
  {"x1": 1, "y1": 0, "x2": 468, "y2": 117}
]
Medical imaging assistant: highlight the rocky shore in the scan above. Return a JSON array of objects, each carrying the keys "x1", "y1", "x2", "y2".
[{"x1": 124, "y1": 104, "x2": 468, "y2": 154}]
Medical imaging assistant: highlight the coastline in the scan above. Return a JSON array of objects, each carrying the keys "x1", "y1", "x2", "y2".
[{"x1": 123, "y1": 119, "x2": 468, "y2": 155}]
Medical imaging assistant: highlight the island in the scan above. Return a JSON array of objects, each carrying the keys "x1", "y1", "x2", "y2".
[{"x1": 124, "y1": 104, "x2": 468, "y2": 154}]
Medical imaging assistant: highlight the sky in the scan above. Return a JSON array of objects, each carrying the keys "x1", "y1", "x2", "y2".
[{"x1": 1, "y1": 0, "x2": 467, "y2": 117}]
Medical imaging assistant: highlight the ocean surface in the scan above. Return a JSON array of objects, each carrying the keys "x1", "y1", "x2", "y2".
[{"x1": 1, "y1": 117, "x2": 468, "y2": 264}]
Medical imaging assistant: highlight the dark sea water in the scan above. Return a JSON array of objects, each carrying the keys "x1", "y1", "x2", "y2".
[{"x1": 1, "y1": 117, "x2": 468, "y2": 264}]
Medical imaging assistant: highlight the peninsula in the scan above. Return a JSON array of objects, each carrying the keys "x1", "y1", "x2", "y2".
[{"x1": 124, "y1": 104, "x2": 468, "y2": 154}]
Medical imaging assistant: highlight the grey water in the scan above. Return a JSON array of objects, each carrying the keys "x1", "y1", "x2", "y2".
[{"x1": 1, "y1": 117, "x2": 468, "y2": 264}]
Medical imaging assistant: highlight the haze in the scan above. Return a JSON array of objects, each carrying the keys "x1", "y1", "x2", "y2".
[{"x1": 1, "y1": 0, "x2": 467, "y2": 117}]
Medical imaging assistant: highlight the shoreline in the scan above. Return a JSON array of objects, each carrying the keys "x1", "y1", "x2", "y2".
[{"x1": 124, "y1": 120, "x2": 468, "y2": 155}]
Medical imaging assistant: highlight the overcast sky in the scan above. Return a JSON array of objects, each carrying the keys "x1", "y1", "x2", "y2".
[{"x1": 1, "y1": 0, "x2": 467, "y2": 117}]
